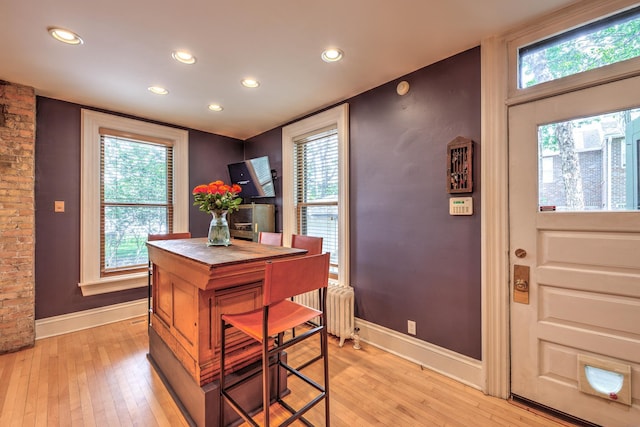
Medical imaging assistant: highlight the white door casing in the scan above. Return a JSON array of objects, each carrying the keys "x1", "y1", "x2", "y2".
[{"x1": 509, "y1": 75, "x2": 640, "y2": 426}]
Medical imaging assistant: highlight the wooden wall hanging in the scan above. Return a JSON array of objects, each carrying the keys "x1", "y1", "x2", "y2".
[{"x1": 447, "y1": 136, "x2": 473, "y2": 193}]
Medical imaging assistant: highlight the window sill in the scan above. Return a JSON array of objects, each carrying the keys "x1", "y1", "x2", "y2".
[{"x1": 78, "y1": 272, "x2": 147, "y2": 296}]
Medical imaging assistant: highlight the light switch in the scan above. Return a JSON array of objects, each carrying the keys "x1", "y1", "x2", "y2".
[{"x1": 54, "y1": 200, "x2": 65, "y2": 213}]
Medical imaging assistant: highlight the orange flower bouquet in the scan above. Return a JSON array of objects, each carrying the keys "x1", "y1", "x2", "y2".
[
  {"x1": 192, "y1": 180, "x2": 243, "y2": 214},
  {"x1": 192, "y1": 180, "x2": 243, "y2": 246}
]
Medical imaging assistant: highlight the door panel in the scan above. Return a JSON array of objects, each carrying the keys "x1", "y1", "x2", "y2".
[{"x1": 509, "y1": 75, "x2": 640, "y2": 426}]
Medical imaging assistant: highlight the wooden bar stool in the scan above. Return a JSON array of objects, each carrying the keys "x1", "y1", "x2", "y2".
[
  {"x1": 219, "y1": 253, "x2": 331, "y2": 427},
  {"x1": 259, "y1": 231, "x2": 283, "y2": 246},
  {"x1": 290, "y1": 234, "x2": 323, "y2": 338},
  {"x1": 291, "y1": 234, "x2": 323, "y2": 255}
]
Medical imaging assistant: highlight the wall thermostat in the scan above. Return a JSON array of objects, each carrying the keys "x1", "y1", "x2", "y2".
[{"x1": 449, "y1": 197, "x2": 473, "y2": 215}]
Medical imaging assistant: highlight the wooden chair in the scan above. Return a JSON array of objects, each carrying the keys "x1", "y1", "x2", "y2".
[
  {"x1": 147, "y1": 232, "x2": 191, "y2": 325},
  {"x1": 291, "y1": 234, "x2": 323, "y2": 256},
  {"x1": 258, "y1": 231, "x2": 283, "y2": 246},
  {"x1": 220, "y1": 253, "x2": 331, "y2": 427}
]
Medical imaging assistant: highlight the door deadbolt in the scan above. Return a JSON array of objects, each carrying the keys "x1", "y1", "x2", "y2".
[
  {"x1": 514, "y1": 279, "x2": 529, "y2": 292},
  {"x1": 515, "y1": 248, "x2": 527, "y2": 258},
  {"x1": 513, "y1": 264, "x2": 530, "y2": 305}
]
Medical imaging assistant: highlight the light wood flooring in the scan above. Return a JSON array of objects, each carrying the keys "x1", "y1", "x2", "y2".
[{"x1": 0, "y1": 317, "x2": 577, "y2": 426}]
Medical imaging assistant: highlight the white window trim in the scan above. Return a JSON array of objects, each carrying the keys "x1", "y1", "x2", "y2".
[
  {"x1": 506, "y1": 0, "x2": 640, "y2": 105},
  {"x1": 80, "y1": 110, "x2": 189, "y2": 296},
  {"x1": 282, "y1": 104, "x2": 350, "y2": 286}
]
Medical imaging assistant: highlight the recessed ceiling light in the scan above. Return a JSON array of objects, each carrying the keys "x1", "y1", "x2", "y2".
[
  {"x1": 148, "y1": 86, "x2": 168, "y2": 95},
  {"x1": 241, "y1": 78, "x2": 260, "y2": 88},
  {"x1": 172, "y1": 50, "x2": 196, "y2": 65},
  {"x1": 321, "y1": 48, "x2": 343, "y2": 62},
  {"x1": 208, "y1": 104, "x2": 223, "y2": 112},
  {"x1": 47, "y1": 27, "x2": 83, "y2": 45}
]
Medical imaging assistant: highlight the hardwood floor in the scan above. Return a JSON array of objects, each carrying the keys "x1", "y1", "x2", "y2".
[{"x1": 0, "y1": 317, "x2": 577, "y2": 426}]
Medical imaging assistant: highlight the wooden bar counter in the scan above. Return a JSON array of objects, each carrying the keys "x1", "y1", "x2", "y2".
[{"x1": 146, "y1": 237, "x2": 306, "y2": 426}]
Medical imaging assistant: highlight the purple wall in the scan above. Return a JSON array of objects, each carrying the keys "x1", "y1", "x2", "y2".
[
  {"x1": 189, "y1": 129, "x2": 245, "y2": 237},
  {"x1": 245, "y1": 47, "x2": 482, "y2": 359},
  {"x1": 34, "y1": 47, "x2": 481, "y2": 359},
  {"x1": 34, "y1": 98, "x2": 243, "y2": 319},
  {"x1": 244, "y1": 128, "x2": 283, "y2": 232}
]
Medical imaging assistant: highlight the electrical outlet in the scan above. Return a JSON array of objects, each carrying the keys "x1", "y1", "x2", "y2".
[{"x1": 407, "y1": 320, "x2": 416, "y2": 335}]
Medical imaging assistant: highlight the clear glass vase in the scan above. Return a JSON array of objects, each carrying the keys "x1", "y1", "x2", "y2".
[{"x1": 207, "y1": 210, "x2": 231, "y2": 246}]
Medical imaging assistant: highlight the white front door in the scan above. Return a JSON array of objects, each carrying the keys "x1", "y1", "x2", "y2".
[{"x1": 509, "y1": 75, "x2": 640, "y2": 426}]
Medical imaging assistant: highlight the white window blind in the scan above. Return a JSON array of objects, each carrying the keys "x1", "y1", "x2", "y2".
[
  {"x1": 294, "y1": 125, "x2": 339, "y2": 276},
  {"x1": 100, "y1": 128, "x2": 174, "y2": 275}
]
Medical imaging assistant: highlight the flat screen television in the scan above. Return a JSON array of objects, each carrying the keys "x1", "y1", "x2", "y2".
[{"x1": 227, "y1": 156, "x2": 275, "y2": 198}]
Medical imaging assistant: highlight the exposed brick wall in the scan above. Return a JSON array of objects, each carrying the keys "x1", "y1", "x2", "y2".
[{"x1": 0, "y1": 80, "x2": 35, "y2": 353}]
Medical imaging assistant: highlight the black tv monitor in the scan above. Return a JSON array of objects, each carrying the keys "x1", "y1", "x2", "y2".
[{"x1": 227, "y1": 156, "x2": 275, "y2": 198}]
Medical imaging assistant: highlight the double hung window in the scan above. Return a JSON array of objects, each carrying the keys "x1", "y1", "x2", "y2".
[
  {"x1": 293, "y1": 126, "x2": 339, "y2": 277},
  {"x1": 100, "y1": 129, "x2": 174, "y2": 274},
  {"x1": 80, "y1": 110, "x2": 188, "y2": 295},
  {"x1": 282, "y1": 104, "x2": 349, "y2": 285}
]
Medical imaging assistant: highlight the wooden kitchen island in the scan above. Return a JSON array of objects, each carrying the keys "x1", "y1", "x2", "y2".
[{"x1": 146, "y1": 237, "x2": 306, "y2": 427}]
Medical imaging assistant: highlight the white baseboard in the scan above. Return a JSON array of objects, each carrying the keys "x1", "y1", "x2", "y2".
[
  {"x1": 35, "y1": 298, "x2": 148, "y2": 340},
  {"x1": 355, "y1": 318, "x2": 483, "y2": 391}
]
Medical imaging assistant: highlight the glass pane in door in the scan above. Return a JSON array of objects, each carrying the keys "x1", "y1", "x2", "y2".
[{"x1": 538, "y1": 106, "x2": 640, "y2": 211}]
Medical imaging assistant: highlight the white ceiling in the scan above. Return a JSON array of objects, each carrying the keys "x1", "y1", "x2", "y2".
[{"x1": 1, "y1": 0, "x2": 577, "y2": 140}]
